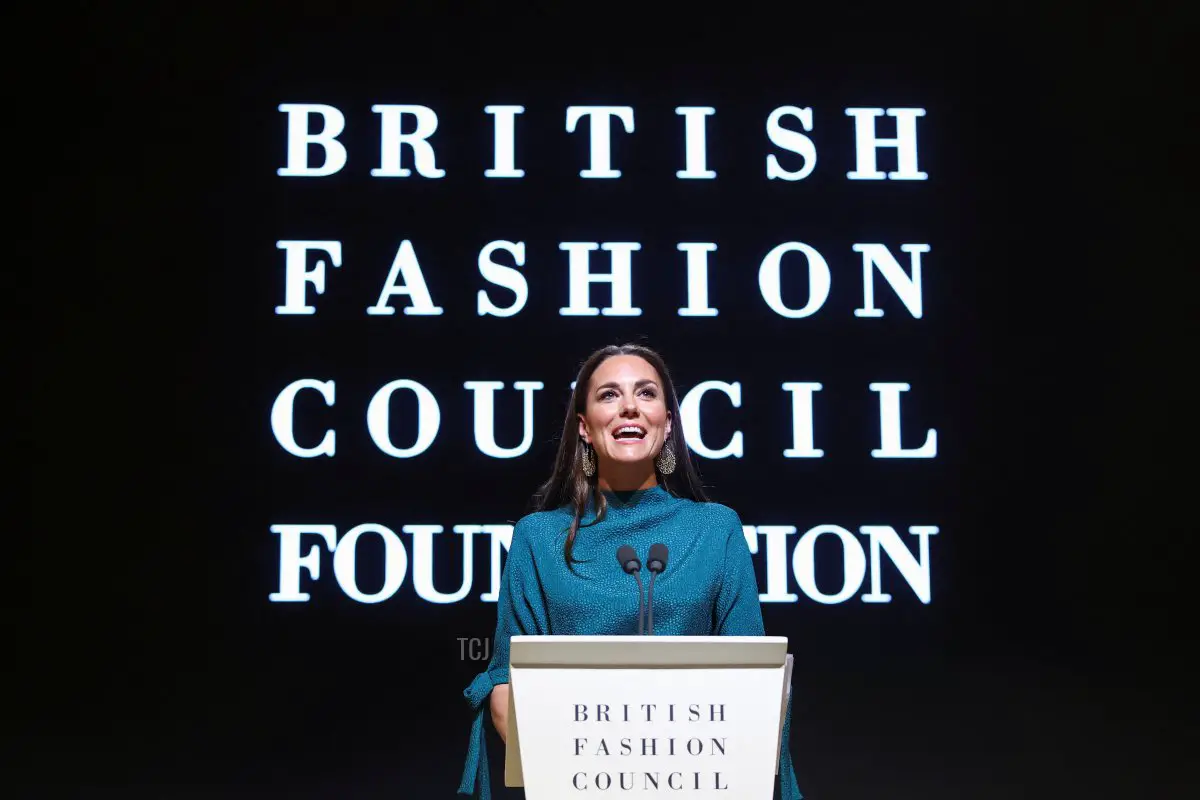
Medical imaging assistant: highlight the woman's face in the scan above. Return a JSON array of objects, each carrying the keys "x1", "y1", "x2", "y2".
[{"x1": 578, "y1": 355, "x2": 672, "y2": 476}]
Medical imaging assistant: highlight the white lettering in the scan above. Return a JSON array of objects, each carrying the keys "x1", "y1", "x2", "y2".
[
  {"x1": 333, "y1": 523, "x2": 409, "y2": 603},
  {"x1": 484, "y1": 105, "x2": 525, "y2": 178},
  {"x1": 766, "y1": 106, "x2": 817, "y2": 181},
  {"x1": 367, "y1": 240, "x2": 444, "y2": 316},
  {"x1": 371, "y1": 104, "x2": 445, "y2": 178},
  {"x1": 758, "y1": 242, "x2": 831, "y2": 318},
  {"x1": 366, "y1": 379, "x2": 441, "y2": 458},
  {"x1": 271, "y1": 379, "x2": 336, "y2": 457},
  {"x1": 860, "y1": 525, "x2": 938, "y2": 603},
  {"x1": 558, "y1": 242, "x2": 642, "y2": 316},
  {"x1": 477, "y1": 240, "x2": 528, "y2": 317},
  {"x1": 854, "y1": 243, "x2": 929, "y2": 319},
  {"x1": 676, "y1": 243, "x2": 718, "y2": 317},
  {"x1": 275, "y1": 240, "x2": 342, "y2": 315},
  {"x1": 406, "y1": 525, "x2": 473, "y2": 604},
  {"x1": 269, "y1": 524, "x2": 336, "y2": 601},
  {"x1": 755, "y1": 526, "x2": 799, "y2": 602},
  {"x1": 565, "y1": 106, "x2": 635, "y2": 178},
  {"x1": 476, "y1": 525, "x2": 514, "y2": 602},
  {"x1": 781, "y1": 382, "x2": 823, "y2": 457},
  {"x1": 277, "y1": 104, "x2": 347, "y2": 177},
  {"x1": 268, "y1": 520, "x2": 939, "y2": 606},
  {"x1": 675, "y1": 106, "x2": 716, "y2": 179},
  {"x1": 845, "y1": 107, "x2": 927, "y2": 180},
  {"x1": 793, "y1": 525, "x2": 867, "y2": 604},
  {"x1": 679, "y1": 381, "x2": 743, "y2": 459},
  {"x1": 464, "y1": 381, "x2": 544, "y2": 458},
  {"x1": 870, "y1": 382, "x2": 937, "y2": 458}
]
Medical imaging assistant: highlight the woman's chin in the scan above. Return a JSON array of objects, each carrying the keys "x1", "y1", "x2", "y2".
[{"x1": 603, "y1": 452, "x2": 654, "y2": 468}]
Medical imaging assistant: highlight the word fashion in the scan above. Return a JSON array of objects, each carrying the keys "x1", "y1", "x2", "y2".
[{"x1": 274, "y1": 239, "x2": 929, "y2": 320}]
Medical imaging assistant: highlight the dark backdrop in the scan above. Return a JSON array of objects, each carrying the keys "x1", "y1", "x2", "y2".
[{"x1": 27, "y1": 5, "x2": 1190, "y2": 800}]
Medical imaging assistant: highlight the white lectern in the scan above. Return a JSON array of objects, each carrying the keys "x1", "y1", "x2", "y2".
[{"x1": 506, "y1": 635, "x2": 791, "y2": 799}]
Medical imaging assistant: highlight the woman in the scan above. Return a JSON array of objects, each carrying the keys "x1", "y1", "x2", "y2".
[{"x1": 457, "y1": 344, "x2": 803, "y2": 799}]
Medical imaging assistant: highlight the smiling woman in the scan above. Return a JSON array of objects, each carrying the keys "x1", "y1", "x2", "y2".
[
  {"x1": 580, "y1": 356, "x2": 673, "y2": 489},
  {"x1": 533, "y1": 345, "x2": 709, "y2": 564},
  {"x1": 456, "y1": 344, "x2": 805, "y2": 800}
]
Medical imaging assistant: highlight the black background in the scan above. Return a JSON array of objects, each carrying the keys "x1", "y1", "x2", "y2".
[{"x1": 27, "y1": 4, "x2": 1192, "y2": 799}]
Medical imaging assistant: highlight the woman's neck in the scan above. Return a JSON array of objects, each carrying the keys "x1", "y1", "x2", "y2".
[{"x1": 597, "y1": 466, "x2": 658, "y2": 493}]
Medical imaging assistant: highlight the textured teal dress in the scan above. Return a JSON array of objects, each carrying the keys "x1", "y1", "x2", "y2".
[{"x1": 457, "y1": 486, "x2": 803, "y2": 799}]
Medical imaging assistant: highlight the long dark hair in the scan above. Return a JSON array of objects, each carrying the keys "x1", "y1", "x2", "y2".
[{"x1": 531, "y1": 343, "x2": 709, "y2": 564}]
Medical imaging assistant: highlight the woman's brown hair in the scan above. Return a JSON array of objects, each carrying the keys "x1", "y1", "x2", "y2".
[{"x1": 531, "y1": 344, "x2": 709, "y2": 563}]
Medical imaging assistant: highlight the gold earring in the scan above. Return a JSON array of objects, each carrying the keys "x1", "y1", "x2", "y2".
[
  {"x1": 655, "y1": 444, "x2": 676, "y2": 475},
  {"x1": 581, "y1": 443, "x2": 596, "y2": 477}
]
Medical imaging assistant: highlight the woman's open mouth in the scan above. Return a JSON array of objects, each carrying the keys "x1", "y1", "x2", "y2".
[{"x1": 611, "y1": 425, "x2": 647, "y2": 444}]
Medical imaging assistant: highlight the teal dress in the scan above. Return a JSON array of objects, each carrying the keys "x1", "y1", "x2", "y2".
[{"x1": 457, "y1": 485, "x2": 803, "y2": 799}]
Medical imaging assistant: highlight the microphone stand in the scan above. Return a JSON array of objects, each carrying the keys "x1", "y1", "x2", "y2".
[
  {"x1": 633, "y1": 571, "x2": 646, "y2": 636},
  {"x1": 646, "y1": 571, "x2": 657, "y2": 635},
  {"x1": 617, "y1": 545, "x2": 646, "y2": 635}
]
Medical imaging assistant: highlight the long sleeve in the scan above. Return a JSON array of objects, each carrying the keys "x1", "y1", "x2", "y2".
[
  {"x1": 712, "y1": 509, "x2": 804, "y2": 800},
  {"x1": 713, "y1": 509, "x2": 766, "y2": 636},
  {"x1": 458, "y1": 518, "x2": 550, "y2": 799}
]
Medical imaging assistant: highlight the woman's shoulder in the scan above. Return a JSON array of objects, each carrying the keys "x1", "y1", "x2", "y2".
[
  {"x1": 675, "y1": 495, "x2": 743, "y2": 528},
  {"x1": 511, "y1": 507, "x2": 572, "y2": 545},
  {"x1": 666, "y1": 496, "x2": 746, "y2": 549}
]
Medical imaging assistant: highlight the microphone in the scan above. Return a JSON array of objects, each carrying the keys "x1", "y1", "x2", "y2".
[
  {"x1": 617, "y1": 545, "x2": 646, "y2": 635},
  {"x1": 645, "y1": 543, "x2": 669, "y2": 635}
]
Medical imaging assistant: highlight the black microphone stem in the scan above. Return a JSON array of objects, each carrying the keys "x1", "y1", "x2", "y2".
[
  {"x1": 633, "y1": 571, "x2": 646, "y2": 635},
  {"x1": 646, "y1": 572, "x2": 657, "y2": 635},
  {"x1": 645, "y1": 543, "x2": 669, "y2": 637}
]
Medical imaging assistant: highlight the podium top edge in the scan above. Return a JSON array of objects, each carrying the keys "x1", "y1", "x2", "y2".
[
  {"x1": 511, "y1": 636, "x2": 787, "y2": 644},
  {"x1": 509, "y1": 636, "x2": 789, "y2": 668}
]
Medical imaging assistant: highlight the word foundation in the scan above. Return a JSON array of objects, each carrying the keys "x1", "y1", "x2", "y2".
[{"x1": 269, "y1": 522, "x2": 938, "y2": 606}]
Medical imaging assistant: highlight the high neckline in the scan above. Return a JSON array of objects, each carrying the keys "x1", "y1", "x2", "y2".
[{"x1": 599, "y1": 484, "x2": 670, "y2": 510}]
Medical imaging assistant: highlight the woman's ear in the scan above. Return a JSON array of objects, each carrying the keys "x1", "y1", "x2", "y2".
[
  {"x1": 665, "y1": 410, "x2": 673, "y2": 438},
  {"x1": 578, "y1": 413, "x2": 590, "y2": 444}
]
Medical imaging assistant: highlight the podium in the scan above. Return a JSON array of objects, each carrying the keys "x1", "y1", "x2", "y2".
[{"x1": 505, "y1": 635, "x2": 792, "y2": 799}]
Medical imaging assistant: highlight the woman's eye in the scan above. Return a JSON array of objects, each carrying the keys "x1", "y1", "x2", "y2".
[{"x1": 640, "y1": 389, "x2": 657, "y2": 398}]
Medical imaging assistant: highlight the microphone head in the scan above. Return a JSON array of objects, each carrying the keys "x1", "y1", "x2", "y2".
[
  {"x1": 617, "y1": 544, "x2": 641, "y2": 574},
  {"x1": 647, "y1": 543, "x2": 669, "y2": 573}
]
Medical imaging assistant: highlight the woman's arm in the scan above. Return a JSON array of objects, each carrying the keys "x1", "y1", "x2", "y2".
[
  {"x1": 489, "y1": 683, "x2": 510, "y2": 743},
  {"x1": 713, "y1": 507, "x2": 767, "y2": 636},
  {"x1": 478, "y1": 519, "x2": 548, "y2": 746},
  {"x1": 459, "y1": 519, "x2": 550, "y2": 797}
]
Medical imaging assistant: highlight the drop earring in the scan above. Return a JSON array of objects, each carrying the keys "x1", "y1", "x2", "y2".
[
  {"x1": 655, "y1": 444, "x2": 676, "y2": 475},
  {"x1": 581, "y1": 443, "x2": 596, "y2": 477}
]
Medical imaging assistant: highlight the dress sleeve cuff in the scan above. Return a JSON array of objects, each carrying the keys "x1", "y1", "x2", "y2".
[
  {"x1": 458, "y1": 668, "x2": 509, "y2": 797},
  {"x1": 463, "y1": 667, "x2": 507, "y2": 710}
]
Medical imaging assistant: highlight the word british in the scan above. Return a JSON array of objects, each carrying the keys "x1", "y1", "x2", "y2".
[
  {"x1": 575, "y1": 704, "x2": 726, "y2": 723},
  {"x1": 278, "y1": 104, "x2": 927, "y2": 181},
  {"x1": 270, "y1": 522, "x2": 938, "y2": 606}
]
